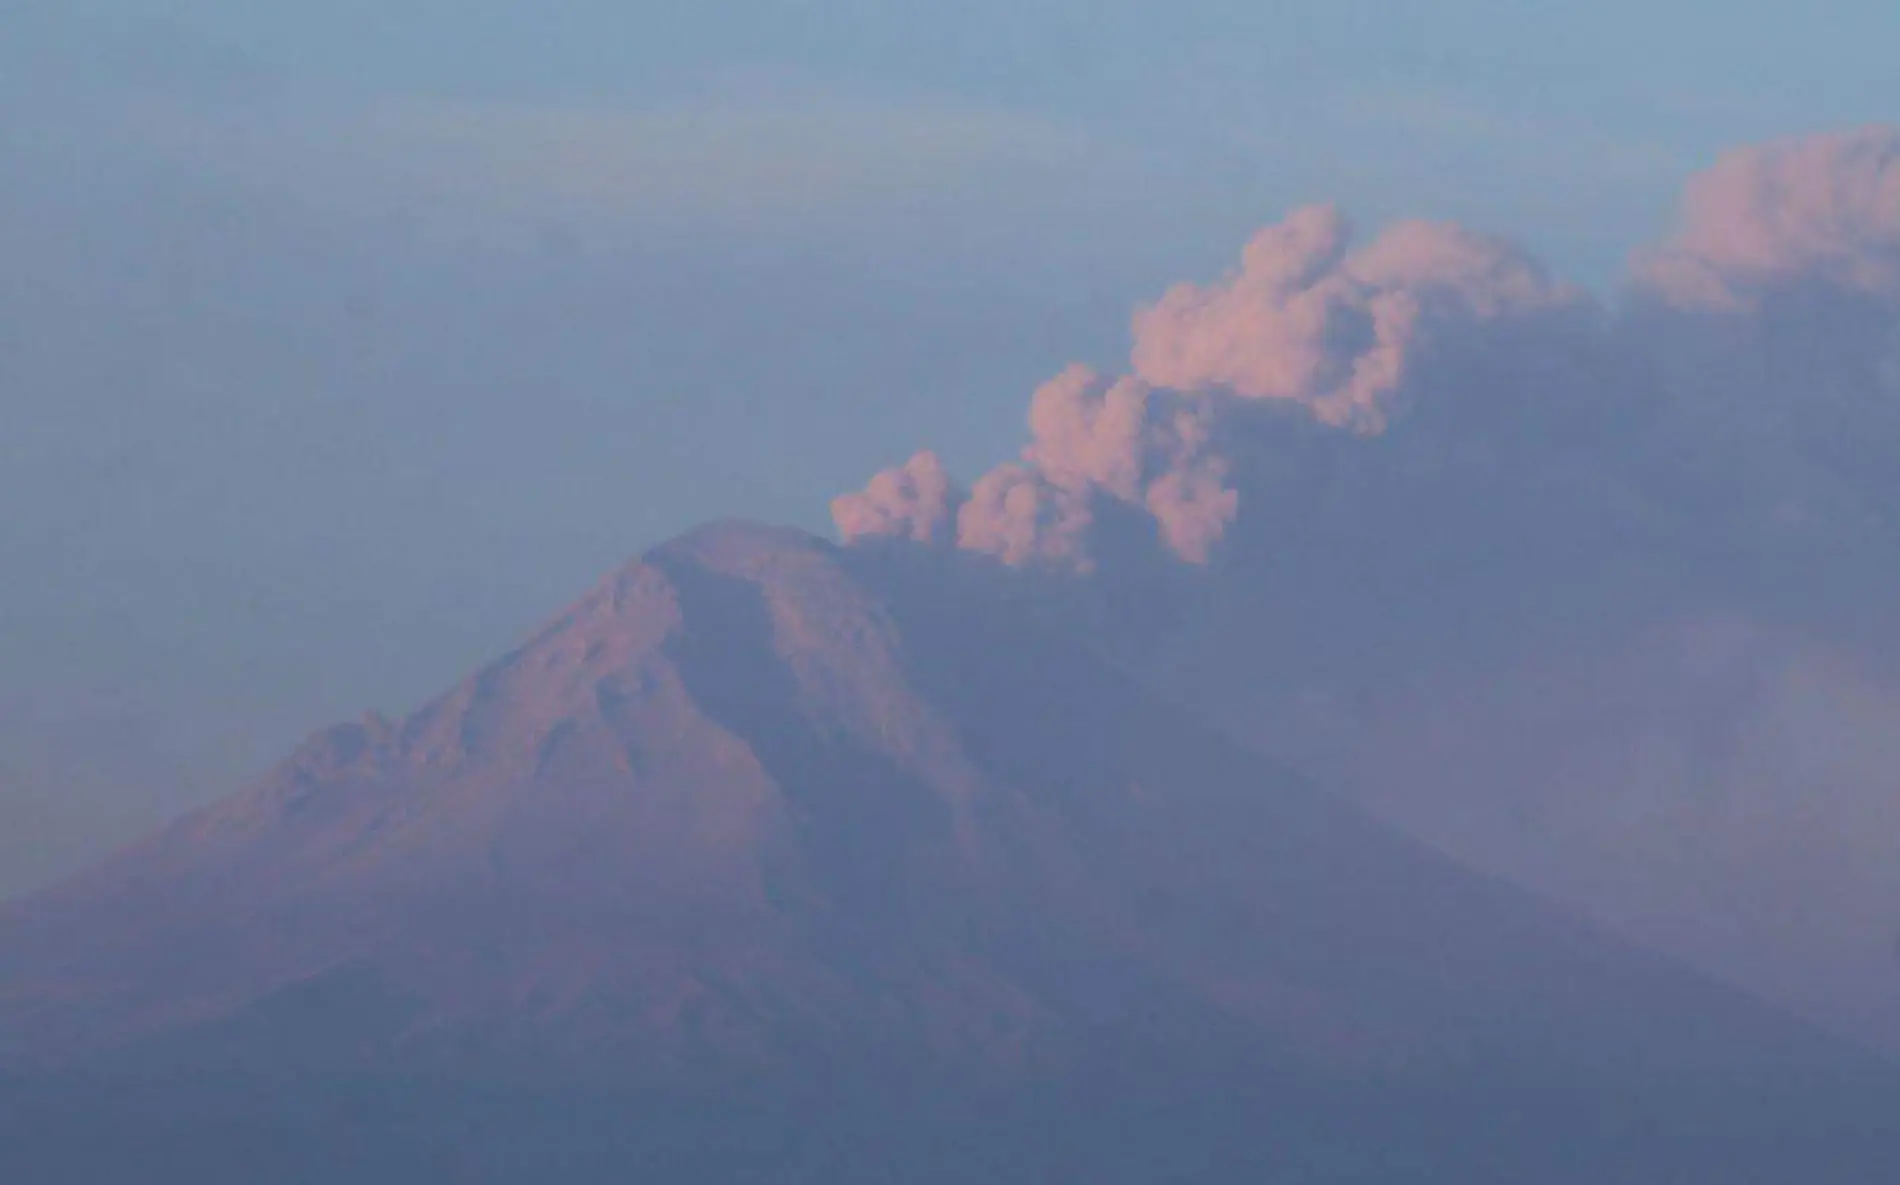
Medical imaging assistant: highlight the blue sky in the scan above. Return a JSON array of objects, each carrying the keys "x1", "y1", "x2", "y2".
[{"x1": 3, "y1": 0, "x2": 1898, "y2": 893}]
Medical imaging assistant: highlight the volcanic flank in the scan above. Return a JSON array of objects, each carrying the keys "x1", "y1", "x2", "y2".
[{"x1": 1, "y1": 523, "x2": 1895, "y2": 1182}]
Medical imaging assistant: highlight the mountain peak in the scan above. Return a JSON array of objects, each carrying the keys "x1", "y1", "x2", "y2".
[{"x1": 651, "y1": 519, "x2": 832, "y2": 573}]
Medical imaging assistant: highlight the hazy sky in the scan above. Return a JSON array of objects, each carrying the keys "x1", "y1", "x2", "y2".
[{"x1": 5, "y1": 0, "x2": 1900, "y2": 895}]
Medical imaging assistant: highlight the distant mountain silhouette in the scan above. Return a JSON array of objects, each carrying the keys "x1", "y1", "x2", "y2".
[{"x1": 2, "y1": 522, "x2": 1894, "y2": 1183}]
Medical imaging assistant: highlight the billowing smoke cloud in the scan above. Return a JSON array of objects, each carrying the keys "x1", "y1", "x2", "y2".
[
  {"x1": 832, "y1": 450, "x2": 959, "y2": 546},
  {"x1": 835, "y1": 125, "x2": 1900, "y2": 571},
  {"x1": 1131, "y1": 205, "x2": 1590, "y2": 432},
  {"x1": 827, "y1": 125, "x2": 1900, "y2": 1055},
  {"x1": 1636, "y1": 126, "x2": 1900, "y2": 311},
  {"x1": 955, "y1": 367, "x2": 1235, "y2": 568},
  {"x1": 1626, "y1": 128, "x2": 1900, "y2": 535},
  {"x1": 851, "y1": 368, "x2": 1236, "y2": 570}
]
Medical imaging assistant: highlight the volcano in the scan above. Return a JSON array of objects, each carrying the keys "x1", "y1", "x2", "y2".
[{"x1": 1, "y1": 523, "x2": 1893, "y2": 1183}]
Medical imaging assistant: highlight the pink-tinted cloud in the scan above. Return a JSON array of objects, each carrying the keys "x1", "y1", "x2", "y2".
[
  {"x1": 1024, "y1": 365, "x2": 1152, "y2": 501},
  {"x1": 1625, "y1": 127, "x2": 1900, "y2": 537},
  {"x1": 1131, "y1": 206, "x2": 1588, "y2": 432},
  {"x1": 1143, "y1": 455, "x2": 1238, "y2": 564},
  {"x1": 948, "y1": 367, "x2": 1236, "y2": 569},
  {"x1": 955, "y1": 462, "x2": 1094, "y2": 570},
  {"x1": 925, "y1": 209, "x2": 1583, "y2": 569},
  {"x1": 835, "y1": 126, "x2": 1900, "y2": 574},
  {"x1": 1636, "y1": 126, "x2": 1900, "y2": 311},
  {"x1": 831, "y1": 450, "x2": 960, "y2": 546}
]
